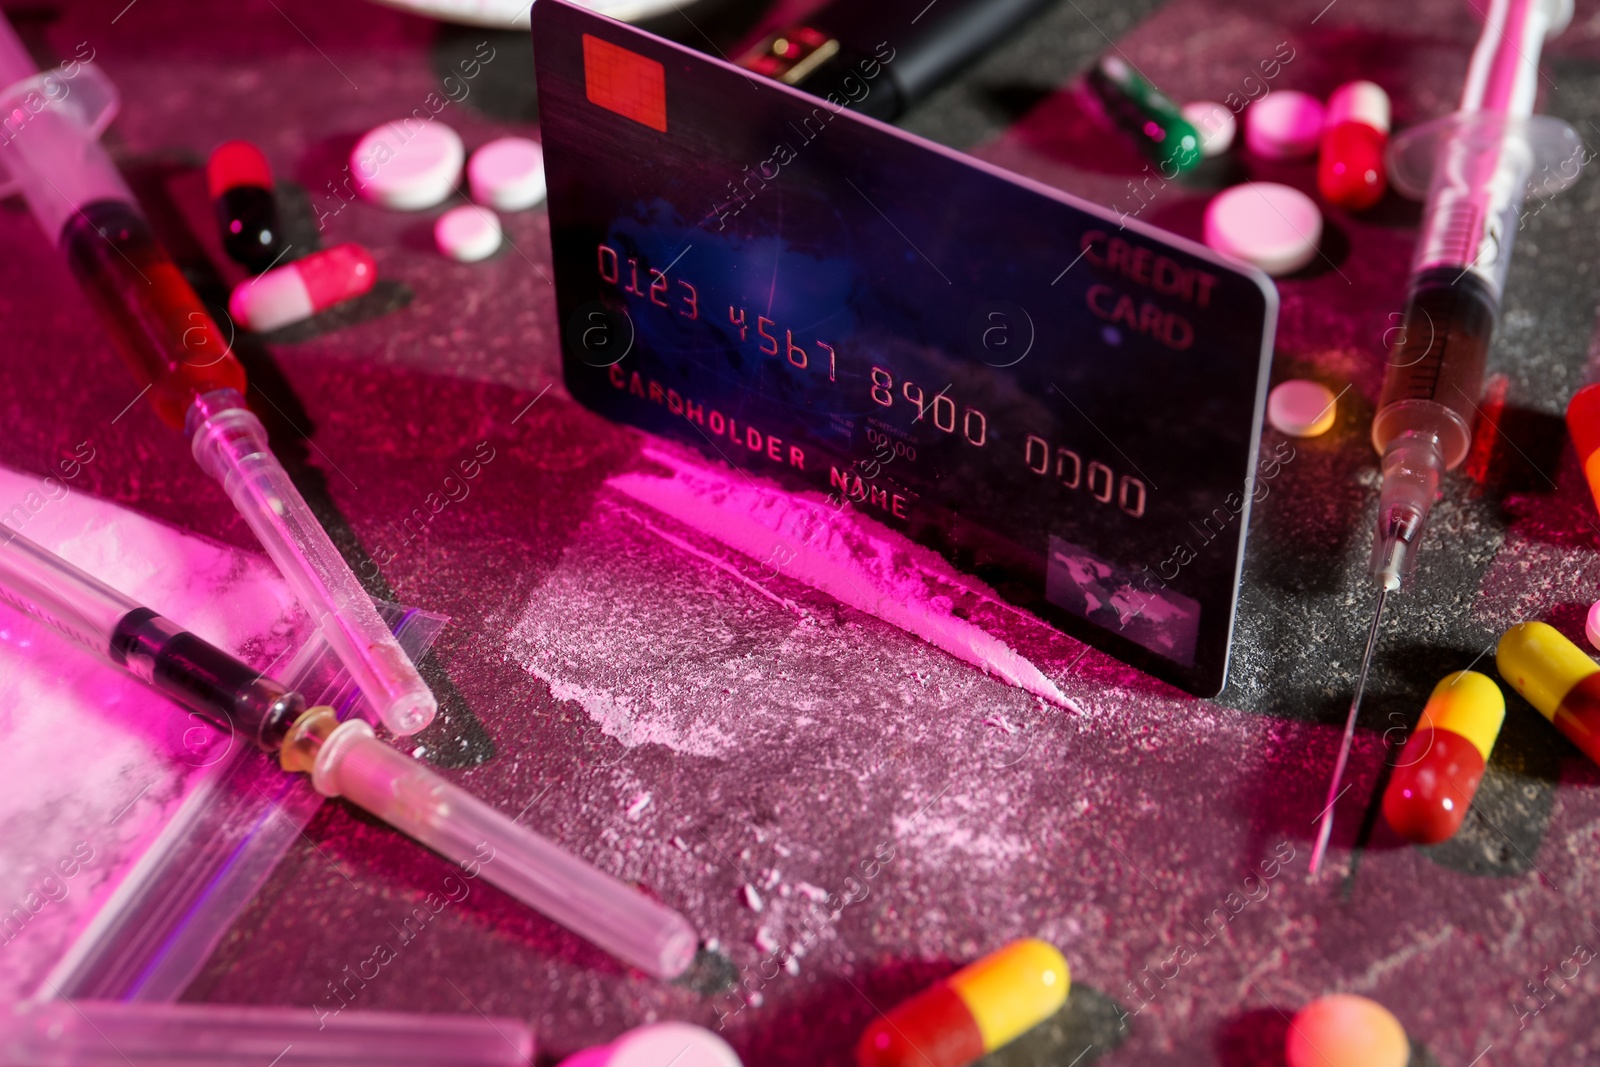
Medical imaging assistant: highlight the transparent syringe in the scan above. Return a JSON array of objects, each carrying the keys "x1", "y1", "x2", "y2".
[
  {"x1": 1309, "y1": 0, "x2": 1583, "y2": 876},
  {"x1": 0, "y1": 13, "x2": 435, "y2": 736},
  {"x1": 0, "y1": 525, "x2": 699, "y2": 979}
]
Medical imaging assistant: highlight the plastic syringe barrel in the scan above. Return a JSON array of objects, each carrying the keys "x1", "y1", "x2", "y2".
[
  {"x1": 0, "y1": 524, "x2": 308, "y2": 749},
  {"x1": 0, "y1": 15, "x2": 435, "y2": 738},
  {"x1": 0, "y1": 15, "x2": 128, "y2": 241},
  {"x1": 0, "y1": 13, "x2": 249, "y2": 429},
  {"x1": 311, "y1": 718, "x2": 700, "y2": 979},
  {"x1": 0, "y1": 11, "x2": 36, "y2": 93},
  {"x1": 1409, "y1": 0, "x2": 1563, "y2": 302},
  {"x1": 187, "y1": 389, "x2": 438, "y2": 737},
  {"x1": 0, "y1": 524, "x2": 141, "y2": 657},
  {"x1": 1, "y1": 1000, "x2": 534, "y2": 1067}
]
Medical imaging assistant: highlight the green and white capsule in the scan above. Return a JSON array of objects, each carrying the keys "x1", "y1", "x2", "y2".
[{"x1": 1086, "y1": 55, "x2": 1203, "y2": 175}]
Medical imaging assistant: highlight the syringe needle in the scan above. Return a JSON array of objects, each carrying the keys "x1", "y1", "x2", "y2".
[{"x1": 1309, "y1": 587, "x2": 1389, "y2": 879}]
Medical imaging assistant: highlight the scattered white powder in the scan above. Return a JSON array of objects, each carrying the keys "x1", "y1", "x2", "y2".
[
  {"x1": 519, "y1": 667, "x2": 731, "y2": 758},
  {"x1": 892, "y1": 802, "x2": 1033, "y2": 873},
  {"x1": 625, "y1": 792, "x2": 653, "y2": 819}
]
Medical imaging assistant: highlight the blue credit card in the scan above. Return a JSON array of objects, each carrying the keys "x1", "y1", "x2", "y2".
[{"x1": 532, "y1": 0, "x2": 1277, "y2": 696}]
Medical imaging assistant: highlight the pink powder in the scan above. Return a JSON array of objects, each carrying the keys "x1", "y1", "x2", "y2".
[
  {"x1": 608, "y1": 446, "x2": 1075, "y2": 709},
  {"x1": 0, "y1": 465, "x2": 306, "y2": 1000}
]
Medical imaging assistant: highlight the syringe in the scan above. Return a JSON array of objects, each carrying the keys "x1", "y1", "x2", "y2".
[
  {"x1": 1309, "y1": 0, "x2": 1582, "y2": 876},
  {"x1": 0, "y1": 14, "x2": 436, "y2": 737},
  {"x1": 0, "y1": 523, "x2": 700, "y2": 979}
]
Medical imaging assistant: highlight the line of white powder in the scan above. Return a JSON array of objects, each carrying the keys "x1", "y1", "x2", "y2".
[{"x1": 607, "y1": 447, "x2": 1077, "y2": 710}]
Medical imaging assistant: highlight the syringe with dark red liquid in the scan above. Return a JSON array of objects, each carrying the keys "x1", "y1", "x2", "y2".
[
  {"x1": 0, "y1": 524, "x2": 698, "y2": 979},
  {"x1": 0, "y1": 13, "x2": 435, "y2": 737},
  {"x1": 1309, "y1": 0, "x2": 1584, "y2": 877}
]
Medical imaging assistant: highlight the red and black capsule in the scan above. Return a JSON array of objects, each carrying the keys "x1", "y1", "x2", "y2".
[{"x1": 207, "y1": 140, "x2": 284, "y2": 273}]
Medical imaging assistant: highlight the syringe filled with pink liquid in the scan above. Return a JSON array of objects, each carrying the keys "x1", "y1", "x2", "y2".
[{"x1": 0, "y1": 13, "x2": 435, "y2": 737}]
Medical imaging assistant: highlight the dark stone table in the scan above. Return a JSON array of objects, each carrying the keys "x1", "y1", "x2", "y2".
[{"x1": 4, "y1": 0, "x2": 1600, "y2": 1062}]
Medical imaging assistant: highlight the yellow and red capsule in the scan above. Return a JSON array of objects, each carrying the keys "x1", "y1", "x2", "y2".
[
  {"x1": 1381, "y1": 671, "x2": 1504, "y2": 844},
  {"x1": 856, "y1": 940, "x2": 1069, "y2": 1067},
  {"x1": 1497, "y1": 621, "x2": 1600, "y2": 765}
]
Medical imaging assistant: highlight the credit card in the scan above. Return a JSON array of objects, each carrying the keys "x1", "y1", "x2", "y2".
[{"x1": 532, "y1": 0, "x2": 1278, "y2": 696}]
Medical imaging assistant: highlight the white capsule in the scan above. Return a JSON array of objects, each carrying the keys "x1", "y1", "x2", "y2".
[
  {"x1": 230, "y1": 267, "x2": 311, "y2": 332},
  {"x1": 228, "y1": 244, "x2": 376, "y2": 332}
]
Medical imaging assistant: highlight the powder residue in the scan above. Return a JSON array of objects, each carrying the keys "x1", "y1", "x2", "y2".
[
  {"x1": 521, "y1": 665, "x2": 734, "y2": 758},
  {"x1": 892, "y1": 800, "x2": 1033, "y2": 873},
  {"x1": 607, "y1": 447, "x2": 1076, "y2": 709},
  {"x1": 0, "y1": 465, "x2": 306, "y2": 1000}
]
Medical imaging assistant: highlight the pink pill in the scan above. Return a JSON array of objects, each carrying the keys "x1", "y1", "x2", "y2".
[
  {"x1": 556, "y1": 1023, "x2": 742, "y2": 1067},
  {"x1": 1204, "y1": 182, "x2": 1322, "y2": 276},
  {"x1": 1246, "y1": 90, "x2": 1326, "y2": 160},
  {"x1": 229, "y1": 243, "x2": 376, "y2": 332},
  {"x1": 469, "y1": 136, "x2": 547, "y2": 211}
]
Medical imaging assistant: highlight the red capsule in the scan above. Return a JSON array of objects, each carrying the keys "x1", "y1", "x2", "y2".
[
  {"x1": 1381, "y1": 671, "x2": 1504, "y2": 845},
  {"x1": 1318, "y1": 81, "x2": 1390, "y2": 211},
  {"x1": 1382, "y1": 728, "x2": 1486, "y2": 844},
  {"x1": 860, "y1": 984, "x2": 984, "y2": 1067},
  {"x1": 207, "y1": 141, "x2": 284, "y2": 274},
  {"x1": 857, "y1": 941, "x2": 1069, "y2": 1067}
]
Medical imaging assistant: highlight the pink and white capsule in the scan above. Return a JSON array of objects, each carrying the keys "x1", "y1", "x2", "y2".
[{"x1": 229, "y1": 244, "x2": 377, "y2": 332}]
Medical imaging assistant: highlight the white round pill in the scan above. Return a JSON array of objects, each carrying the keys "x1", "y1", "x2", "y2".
[
  {"x1": 1204, "y1": 181, "x2": 1323, "y2": 276},
  {"x1": 1268, "y1": 379, "x2": 1339, "y2": 437},
  {"x1": 351, "y1": 119, "x2": 464, "y2": 210},
  {"x1": 1245, "y1": 90, "x2": 1326, "y2": 159},
  {"x1": 469, "y1": 136, "x2": 547, "y2": 211},
  {"x1": 435, "y1": 204, "x2": 502, "y2": 262},
  {"x1": 1587, "y1": 600, "x2": 1600, "y2": 652},
  {"x1": 1182, "y1": 100, "x2": 1236, "y2": 157},
  {"x1": 607, "y1": 1023, "x2": 741, "y2": 1067}
]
